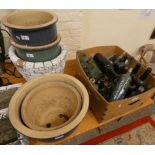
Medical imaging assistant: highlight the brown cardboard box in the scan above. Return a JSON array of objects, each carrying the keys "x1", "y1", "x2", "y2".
[{"x1": 76, "y1": 46, "x2": 155, "y2": 122}]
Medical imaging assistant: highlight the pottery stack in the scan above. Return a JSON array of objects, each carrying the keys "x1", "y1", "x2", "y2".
[
  {"x1": 2, "y1": 10, "x2": 67, "y2": 81},
  {"x1": 8, "y1": 74, "x2": 89, "y2": 141}
]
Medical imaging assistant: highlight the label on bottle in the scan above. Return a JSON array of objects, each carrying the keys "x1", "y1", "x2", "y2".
[{"x1": 111, "y1": 74, "x2": 131, "y2": 101}]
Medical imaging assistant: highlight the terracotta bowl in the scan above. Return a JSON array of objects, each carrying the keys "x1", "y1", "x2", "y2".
[{"x1": 9, "y1": 74, "x2": 89, "y2": 140}]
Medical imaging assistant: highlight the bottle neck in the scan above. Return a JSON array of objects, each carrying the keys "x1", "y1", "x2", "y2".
[
  {"x1": 127, "y1": 67, "x2": 133, "y2": 75},
  {"x1": 0, "y1": 77, "x2": 3, "y2": 87},
  {"x1": 117, "y1": 52, "x2": 127, "y2": 62},
  {"x1": 93, "y1": 53, "x2": 118, "y2": 79},
  {"x1": 139, "y1": 67, "x2": 152, "y2": 81},
  {"x1": 132, "y1": 64, "x2": 141, "y2": 75}
]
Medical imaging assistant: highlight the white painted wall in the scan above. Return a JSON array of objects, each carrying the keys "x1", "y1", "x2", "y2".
[
  {"x1": 80, "y1": 10, "x2": 155, "y2": 57},
  {"x1": 0, "y1": 9, "x2": 155, "y2": 59}
]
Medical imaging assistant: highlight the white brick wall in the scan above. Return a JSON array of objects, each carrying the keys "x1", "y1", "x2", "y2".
[{"x1": 52, "y1": 10, "x2": 82, "y2": 59}]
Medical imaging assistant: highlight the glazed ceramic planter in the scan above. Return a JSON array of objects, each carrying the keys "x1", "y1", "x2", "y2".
[
  {"x1": 11, "y1": 34, "x2": 61, "y2": 62},
  {"x1": 8, "y1": 74, "x2": 89, "y2": 140},
  {"x1": 2, "y1": 10, "x2": 58, "y2": 46},
  {"x1": 9, "y1": 43, "x2": 67, "y2": 81}
]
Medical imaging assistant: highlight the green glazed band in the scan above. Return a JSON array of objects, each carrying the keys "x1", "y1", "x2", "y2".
[
  {"x1": 11, "y1": 34, "x2": 61, "y2": 62},
  {"x1": 15, "y1": 44, "x2": 61, "y2": 62}
]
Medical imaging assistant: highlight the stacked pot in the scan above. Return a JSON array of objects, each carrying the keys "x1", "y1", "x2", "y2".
[
  {"x1": 2, "y1": 10, "x2": 67, "y2": 81},
  {"x1": 8, "y1": 74, "x2": 89, "y2": 141}
]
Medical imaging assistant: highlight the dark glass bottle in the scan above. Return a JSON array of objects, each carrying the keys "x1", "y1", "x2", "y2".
[
  {"x1": 105, "y1": 82, "x2": 114, "y2": 101},
  {"x1": 139, "y1": 67, "x2": 152, "y2": 83},
  {"x1": 131, "y1": 64, "x2": 141, "y2": 77},
  {"x1": 0, "y1": 77, "x2": 3, "y2": 87},
  {"x1": 79, "y1": 54, "x2": 103, "y2": 81},
  {"x1": 126, "y1": 67, "x2": 152, "y2": 97},
  {"x1": 86, "y1": 58, "x2": 103, "y2": 80},
  {"x1": 96, "y1": 78, "x2": 113, "y2": 101},
  {"x1": 110, "y1": 67, "x2": 133, "y2": 101},
  {"x1": 109, "y1": 54, "x2": 118, "y2": 63},
  {"x1": 114, "y1": 62, "x2": 129, "y2": 74},
  {"x1": 133, "y1": 67, "x2": 152, "y2": 87},
  {"x1": 113, "y1": 53, "x2": 131, "y2": 74},
  {"x1": 96, "y1": 79, "x2": 107, "y2": 98},
  {"x1": 93, "y1": 53, "x2": 118, "y2": 79},
  {"x1": 130, "y1": 63, "x2": 141, "y2": 85},
  {"x1": 113, "y1": 52, "x2": 127, "y2": 63},
  {"x1": 118, "y1": 55, "x2": 128, "y2": 63},
  {"x1": 129, "y1": 85, "x2": 145, "y2": 96}
]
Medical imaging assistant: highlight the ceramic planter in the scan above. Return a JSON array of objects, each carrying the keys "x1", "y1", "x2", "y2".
[
  {"x1": 2, "y1": 10, "x2": 58, "y2": 46},
  {"x1": 21, "y1": 81, "x2": 82, "y2": 131},
  {"x1": 9, "y1": 43, "x2": 67, "y2": 81},
  {"x1": 8, "y1": 74, "x2": 89, "y2": 140},
  {"x1": 11, "y1": 34, "x2": 61, "y2": 62}
]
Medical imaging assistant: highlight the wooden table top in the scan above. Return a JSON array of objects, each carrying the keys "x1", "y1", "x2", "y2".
[{"x1": 2, "y1": 60, "x2": 153, "y2": 145}]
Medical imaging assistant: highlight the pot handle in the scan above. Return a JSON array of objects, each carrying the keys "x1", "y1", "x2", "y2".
[
  {"x1": 139, "y1": 44, "x2": 155, "y2": 76},
  {"x1": 0, "y1": 28, "x2": 11, "y2": 37}
]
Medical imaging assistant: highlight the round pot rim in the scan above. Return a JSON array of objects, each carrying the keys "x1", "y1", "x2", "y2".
[
  {"x1": 21, "y1": 81, "x2": 82, "y2": 131},
  {"x1": 2, "y1": 10, "x2": 58, "y2": 30},
  {"x1": 8, "y1": 43, "x2": 66, "y2": 69},
  {"x1": 9, "y1": 74, "x2": 89, "y2": 139},
  {"x1": 11, "y1": 34, "x2": 61, "y2": 51}
]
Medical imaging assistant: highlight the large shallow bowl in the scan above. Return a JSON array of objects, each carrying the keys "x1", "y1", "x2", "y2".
[
  {"x1": 9, "y1": 74, "x2": 89, "y2": 140},
  {"x1": 21, "y1": 81, "x2": 82, "y2": 131},
  {"x1": 11, "y1": 34, "x2": 61, "y2": 62},
  {"x1": 2, "y1": 10, "x2": 58, "y2": 46}
]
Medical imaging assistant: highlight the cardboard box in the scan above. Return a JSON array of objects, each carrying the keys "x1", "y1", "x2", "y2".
[{"x1": 76, "y1": 46, "x2": 155, "y2": 122}]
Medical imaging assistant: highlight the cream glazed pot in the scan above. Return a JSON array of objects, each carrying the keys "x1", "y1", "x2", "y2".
[{"x1": 8, "y1": 74, "x2": 89, "y2": 141}]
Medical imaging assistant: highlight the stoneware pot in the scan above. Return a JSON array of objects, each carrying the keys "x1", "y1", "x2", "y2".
[
  {"x1": 8, "y1": 74, "x2": 89, "y2": 140},
  {"x1": 9, "y1": 44, "x2": 67, "y2": 81},
  {"x1": 2, "y1": 10, "x2": 58, "y2": 46},
  {"x1": 21, "y1": 81, "x2": 82, "y2": 131},
  {"x1": 11, "y1": 34, "x2": 61, "y2": 62}
]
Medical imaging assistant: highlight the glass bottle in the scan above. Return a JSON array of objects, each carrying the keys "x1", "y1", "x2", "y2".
[
  {"x1": 110, "y1": 67, "x2": 133, "y2": 101},
  {"x1": 126, "y1": 67, "x2": 152, "y2": 97},
  {"x1": 93, "y1": 53, "x2": 118, "y2": 79}
]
